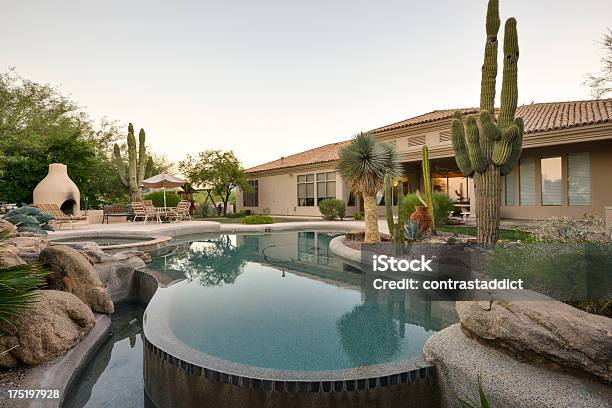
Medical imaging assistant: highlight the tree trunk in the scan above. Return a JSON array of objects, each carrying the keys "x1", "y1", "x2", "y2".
[
  {"x1": 474, "y1": 165, "x2": 501, "y2": 246},
  {"x1": 363, "y1": 193, "x2": 380, "y2": 243},
  {"x1": 131, "y1": 189, "x2": 142, "y2": 202}
]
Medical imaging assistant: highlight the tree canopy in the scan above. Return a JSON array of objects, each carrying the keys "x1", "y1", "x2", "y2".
[
  {"x1": 585, "y1": 29, "x2": 612, "y2": 99},
  {"x1": 179, "y1": 150, "x2": 249, "y2": 215}
]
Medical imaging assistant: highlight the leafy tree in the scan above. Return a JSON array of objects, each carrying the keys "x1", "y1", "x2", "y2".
[
  {"x1": 585, "y1": 29, "x2": 612, "y2": 99},
  {"x1": 179, "y1": 150, "x2": 249, "y2": 216},
  {"x1": 0, "y1": 70, "x2": 127, "y2": 207}
]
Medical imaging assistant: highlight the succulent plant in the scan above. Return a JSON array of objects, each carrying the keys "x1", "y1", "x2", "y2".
[
  {"x1": 450, "y1": 0, "x2": 522, "y2": 245},
  {"x1": 113, "y1": 124, "x2": 151, "y2": 202},
  {"x1": 384, "y1": 171, "x2": 409, "y2": 253},
  {"x1": 421, "y1": 145, "x2": 436, "y2": 233}
]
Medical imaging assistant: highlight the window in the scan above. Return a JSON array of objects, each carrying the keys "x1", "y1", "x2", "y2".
[
  {"x1": 316, "y1": 172, "x2": 336, "y2": 204},
  {"x1": 568, "y1": 152, "x2": 591, "y2": 206},
  {"x1": 541, "y1": 157, "x2": 562, "y2": 206},
  {"x1": 519, "y1": 158, "x2": 536, "y2": 206},
  {"x1": 297, "y1": 174, "x2": 315, "y2": 206},
  {"x1": 298, "y1": 231, "x2": 315, "y2": 263},
  {"x1": 243, "y1": 180, "x2": 258, "y2": 207},
  {"x1": 505, "y1": 169, "x2": 516, "y2": 206}
]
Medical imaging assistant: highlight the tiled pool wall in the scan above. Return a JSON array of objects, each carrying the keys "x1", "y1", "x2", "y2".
[
  {"x1": 142, "y1": 332, "x2": 438, "y2": 408},
  {"x1": 132, "y1": 258, "x2": 440, "y2": 408}
]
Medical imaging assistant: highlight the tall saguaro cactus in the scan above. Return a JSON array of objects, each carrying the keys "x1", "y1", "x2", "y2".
[
  {"x1": 384, "y1": 171, "x2": 409, "y2": 254},
  {"x1": 451, "y1": 0, "x2": 523, "y2": 245},
  {"x1": 113, "y1": 123, "x2": 150, "y2": 202},
  {"x1": 421, "y1": 145, "x2": 436, "y2": 234}
]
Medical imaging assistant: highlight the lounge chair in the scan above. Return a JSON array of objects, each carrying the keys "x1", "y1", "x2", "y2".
[
  {"x1": 167, "y1": 200, "x2": 192, "y2": 222},
  {"x1": 131, "y1": 201, "x2": 161, "y2": 223},
  {"x1": 35, "y1": 203, "x2": 88, "y2": 230}
]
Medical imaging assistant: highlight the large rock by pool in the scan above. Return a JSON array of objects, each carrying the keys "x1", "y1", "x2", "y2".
[
  {"x1": 0, "y1": 290, "x2": 95, "y2": 368},
  {"x1": 456, "y1": 292, "x2": 612, "y2": 383},
  {"x1": 39, "y1": 245, "x2": 114, "y2": 313}
]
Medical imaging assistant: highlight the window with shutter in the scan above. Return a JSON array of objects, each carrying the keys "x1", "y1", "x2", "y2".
[
  {"x1": 568, "y1": 152, "x2": 591, "y2": 206},
  {"x1": 519, "y1": 158, "x2": 536, "y2": 206}
]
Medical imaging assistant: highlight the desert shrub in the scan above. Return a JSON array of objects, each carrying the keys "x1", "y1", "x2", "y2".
[
  {"x1": 402, "y1": 193, "x2": 422, "y2": 216},
  {"x1": 318, "y1": 199, "x2": 346, "y2": 221},
  {"x1": 432, "y1": 193, "x2": 455, "y2": 226},
  {"x1": 226, "y1": 211, "x2": 247, "y2": 219},
  {"x1": 143, "y1": 191, "x2": 181, "y2": 208},
  {"x1": 353, "y1": 211, "x2": 363, "y2": 221},
  {"x1": 241, "y1": 215, "x2": 274, "y2": 224},
  {"x1": 194, "y1": 204, "x2": 215, "y2": 218},
  {"x1": 516, "y1": 215, "x2": 610, "y2": 244}
]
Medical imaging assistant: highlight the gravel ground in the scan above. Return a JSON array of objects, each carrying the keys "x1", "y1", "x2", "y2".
[{"x1": 0, "y1": 366, "x2": 27, "y2": 408}]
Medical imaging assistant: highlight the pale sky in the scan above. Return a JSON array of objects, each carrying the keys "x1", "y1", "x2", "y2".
[{"x1": 2, "y1": 1, "x2": 610, "y2": 168}]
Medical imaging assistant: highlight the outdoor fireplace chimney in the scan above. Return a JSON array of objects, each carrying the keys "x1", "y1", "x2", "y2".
[{"x1": 33, "y1": 163, "x2": 81, "y2": 215}]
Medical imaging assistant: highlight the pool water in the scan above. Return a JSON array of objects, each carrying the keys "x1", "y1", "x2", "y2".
[
  {"x1": 145, "y1": 232, "x2": 453, "y2": 372},
  {"x1": 63, "y1": 302, "x2": 146, "y2": 408}
]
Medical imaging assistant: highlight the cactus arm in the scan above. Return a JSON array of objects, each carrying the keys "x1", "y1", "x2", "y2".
[
  {"x1": 500, "y1": 122, "x2": 523, "y2": 176},
  {"x1": 127, "y1": 128, "x2": 138, "y2": 194},
  {"x1": 397, "y1": 181, "x2": 407, "y2": 226},
  {"x1": 145, "y1": 156, "x2": 154, "y2": 178},
  {"x1": 137, "y1": 128, "x2": 147, "y2": 186},
  {"x1": 384, "y1": 172, "x2": 395, "y2": 235},
  {"x1": 479, "y1": 111, "x2": 500, "y2": 141},
  {"x1": 480, "y1": 0, "x2": 500, "y2": 114},
  {"x1": 451, "y1": 114, "x2": 474, "y2": 177},
  {"x1": 113, "y1": 144, "x2": 129, "y2": 187},
  {"x1": 465, "y1": 116, "x2": 488, "y2": 173},
  {"x1": 498, "y1": 17, "x2": 519, "y2": 129}
]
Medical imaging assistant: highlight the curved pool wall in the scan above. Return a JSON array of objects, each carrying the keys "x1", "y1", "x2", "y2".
[
  {"x1": 50, "y1": 234, "x2": 173, "y2": 254},
  {"x1": 141, "y1": 231, "x2": 449, "y2": 408}
]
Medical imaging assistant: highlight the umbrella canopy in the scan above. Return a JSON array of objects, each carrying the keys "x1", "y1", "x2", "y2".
[
  {"x1": 141, "y1": 173, "x2": 186, "y2": 189},
  {"x1": 142, "y1": 173, "x2": 187, "y2": 209}
]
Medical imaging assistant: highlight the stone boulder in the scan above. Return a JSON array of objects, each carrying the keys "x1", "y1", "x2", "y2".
[
  {"x1": 0, "y1": 219, "x2": 18, "y2": 238},
  {"x1": 0, "y1": 290, "x2": 95, "y2": 367},
  {"x1": 0, "y1": 244, "x2": 26, "y2": 268},
  {"x1": 6, "y1": 235, "x2": 48, "y2": 263},
  {"x1": 39, "y1": 245, "x2": 114, "y2": 313},
  {"x1": 456, "y1": 291, "x2": 612, "y2": 383}
]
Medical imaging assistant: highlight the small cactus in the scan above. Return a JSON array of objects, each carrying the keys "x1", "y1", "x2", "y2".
[
  {"x1": 450, "y1": 0, "x2": 522, "y2": 245},
  {"x1": 113, "y1": 123, "x2": 151, "y2": 202},
  {"x1": 422, "y1": 145, "x2": 436, "y2": 234},
  {"x1": 384, "y1": 171, "x2": 409, "y2": 253}
]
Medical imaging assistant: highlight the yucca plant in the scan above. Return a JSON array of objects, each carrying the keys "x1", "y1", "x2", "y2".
[
  {"x1": 337, "y1": 132, "x2": 401, "y2": 243},
  {"x1": 0, "y1": 231, "x2": 49, "y2": 334}
]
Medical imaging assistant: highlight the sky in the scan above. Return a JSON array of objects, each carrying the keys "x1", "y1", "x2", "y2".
[{"x1": 2, "y1": 0, "x2": 610, "y2": 169}]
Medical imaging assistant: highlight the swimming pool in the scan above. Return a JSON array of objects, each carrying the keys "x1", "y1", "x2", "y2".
[{"x1": 143, "y1": 231, "x2": 456, "y2": 407}]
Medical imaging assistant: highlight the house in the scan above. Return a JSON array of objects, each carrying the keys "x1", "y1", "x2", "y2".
[{"x1": 237, "y1": 99, "x2": 612, "y2": 222}]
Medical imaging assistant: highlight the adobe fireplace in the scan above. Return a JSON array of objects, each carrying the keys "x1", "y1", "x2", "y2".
[{"x1": 33, "y1": 163, "x2": 81, "y2": 215}]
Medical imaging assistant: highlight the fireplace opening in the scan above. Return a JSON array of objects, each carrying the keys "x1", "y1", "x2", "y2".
[{"x1": 60, "y1": 199, "x2": 77, "y2": 215}]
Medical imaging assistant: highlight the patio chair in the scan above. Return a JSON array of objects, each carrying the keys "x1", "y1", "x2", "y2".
[
  {"x1": 167, "y1": 200, "x2": 192, "y2": 222},
  {"x1": 131, "y1": 201, "x2": 161, "y2": 223},
  {"x1": 35, "y1": 203, "x2": 88, "y2": 230}
]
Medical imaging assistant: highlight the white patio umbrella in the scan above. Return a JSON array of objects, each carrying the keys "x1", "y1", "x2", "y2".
[{"x1": 141, "y1": 173, "x2": 187, "y2": 209}]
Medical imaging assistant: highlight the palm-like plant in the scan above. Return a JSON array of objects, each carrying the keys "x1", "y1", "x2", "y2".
[
  {"x1": 337, "y1": 132, "x2": 400, "y2": 242},
  {"x1": 0, "y1": 230, "x2": 49, "y2": 334}
]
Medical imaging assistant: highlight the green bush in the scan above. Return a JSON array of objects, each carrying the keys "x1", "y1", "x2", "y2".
[
  {"x1": 241, "y1": 215, "x2": 274, "y2": 224},
  {"x1": 402, "y1": 192, "x2": 454, "y2": 226},
  {"x1": 143, "y1": 191, "x2": 181, "y2": 208},
  {"x1": 318, "y1": 199, "x2": 346, "y2": 221},
  {"x1": 353, "y1": 211, "x2": 363, "y2": 220},
  {"x1": 432, "y1": 192, "x2": 455, "y2": 226},
  {"x1": 226, "y1": 211, "x2": 247, "y2": 219}
]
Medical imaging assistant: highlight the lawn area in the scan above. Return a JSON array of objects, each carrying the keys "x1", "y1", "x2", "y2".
[
  {"x1": 437, "y1": 225, "x2": 533, "y2": 241},
  {"x1": 197, "y1": 216, "x2": 315, "y2": 224}
]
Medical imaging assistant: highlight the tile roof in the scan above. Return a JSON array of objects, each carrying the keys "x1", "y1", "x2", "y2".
[{"x1": 246, "y1": 99, "x2": 612, "y2": 173}]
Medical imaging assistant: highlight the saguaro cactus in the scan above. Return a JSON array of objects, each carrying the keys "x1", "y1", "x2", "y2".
[
  {"x1": 113, "y1": 123, "x2": 150, "y2": 202},
  {"x1": 384, "y1": 171, "x2": 409, "y2": 253},
  {"x1": 421, "y1": 145, "x2": 436, "y2": 234},
  {"x1": 450, "y1": 0, "x2": 522, "y2": 245}
]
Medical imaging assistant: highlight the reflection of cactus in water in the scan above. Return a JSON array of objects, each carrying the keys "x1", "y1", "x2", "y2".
[{"x1": 450, "y1": 0, "x2": 523, "y2": 245}]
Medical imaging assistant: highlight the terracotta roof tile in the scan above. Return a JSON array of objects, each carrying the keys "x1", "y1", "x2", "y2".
[{"x1": 246, "y1": 99, "x2": 612, "y2": 174}]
